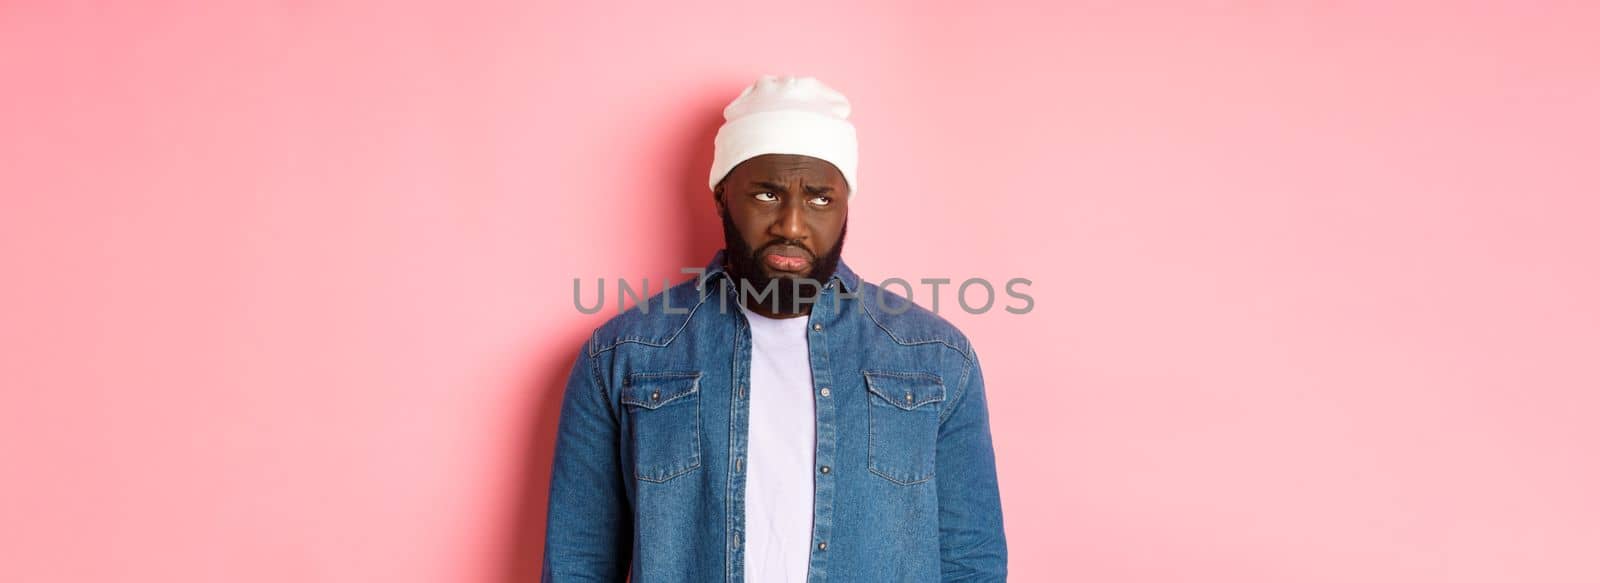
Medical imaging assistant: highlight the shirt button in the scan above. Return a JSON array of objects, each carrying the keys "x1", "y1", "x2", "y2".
[
  {"x1": 738, "y1": 385, "x2": 746, "y2": 399},
  {"x1": 818, "y1": 541, "x2": 828, "y2": 551},
  {"x1": 819, "y1": 465, "x2": 830, "y2": 474},
  {"x1": 733, "y1": 533, "x2": 741, "y2": 548},
  {"x1": 819, "y1": 387, "x2": 830, "y2": 397},
  {"x1": 904, "y1": 392, "x2": 913, "y2": 404},
  {"x1": 812, "y1": 323, "x2": 823, "y2": 332},
  {"x1": 735, "y1": 457, "x2": 744, "y2": 473},
  {"x1": 651, "y1": 391, "x2": 660, "y2": 401}
]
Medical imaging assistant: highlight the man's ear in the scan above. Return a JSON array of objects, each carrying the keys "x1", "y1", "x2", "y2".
[{"x1": 713, "y1": 185, "x2": 726, "y2": 214}]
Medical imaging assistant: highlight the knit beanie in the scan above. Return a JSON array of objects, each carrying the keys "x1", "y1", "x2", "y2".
[{"x1": 708, "y1": 75, "x2": 858, "y2": 198}]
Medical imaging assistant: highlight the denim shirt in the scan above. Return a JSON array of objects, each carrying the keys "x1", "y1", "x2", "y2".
[{"x1": 542, "y1": 251, "x2": 1007, "y2": 582}]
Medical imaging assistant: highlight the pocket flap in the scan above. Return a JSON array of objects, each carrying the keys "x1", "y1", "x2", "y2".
[
  {"x1": 863, "y1": 370, "x2": 945, "y2": 411},
  {"x1": 622, "y1": 372, "x2": 701, "y2": 410}
]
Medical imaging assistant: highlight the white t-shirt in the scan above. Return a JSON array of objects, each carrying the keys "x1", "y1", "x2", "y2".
[{"x1": 739, "y1": 302, "x2": 817, "y2": 583}]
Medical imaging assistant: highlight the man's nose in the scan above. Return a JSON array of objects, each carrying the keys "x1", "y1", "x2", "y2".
[{"x1": 769, "y1": 199, "x2": 806, "y2": 241}]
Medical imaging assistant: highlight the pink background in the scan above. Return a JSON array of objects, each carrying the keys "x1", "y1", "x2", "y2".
[{"x1": 3, "y1": 1, "x2": 1598, "y2": 581}]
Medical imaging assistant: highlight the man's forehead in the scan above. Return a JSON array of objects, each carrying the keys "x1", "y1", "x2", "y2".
[{"x1": 733, "y1": 154, "x2": 846, "y2": 181}]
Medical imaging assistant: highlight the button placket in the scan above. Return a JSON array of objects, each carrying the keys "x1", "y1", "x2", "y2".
[
  {"x1": 805, "y1": 285, "x2": 842, "y2": 579},
  {"x1": 727, "y1": 317, "x2": 753, "y2": 572}
]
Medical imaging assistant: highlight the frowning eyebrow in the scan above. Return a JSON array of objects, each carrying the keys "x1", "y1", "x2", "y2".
[{"x1": 750, "y1": 181, "x2": 835, "y2": 196}]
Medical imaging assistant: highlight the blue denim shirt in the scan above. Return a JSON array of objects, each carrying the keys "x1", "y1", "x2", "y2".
[{"x1": 542, "y1": 251, "x2": 1007, "y2": 582}]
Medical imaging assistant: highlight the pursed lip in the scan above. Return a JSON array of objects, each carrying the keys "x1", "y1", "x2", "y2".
[{"x1": 760, "y1": 244, "x2": 813, "y2": 273}]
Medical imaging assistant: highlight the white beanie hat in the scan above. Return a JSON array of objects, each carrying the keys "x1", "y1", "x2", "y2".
[{"x1": 709, "y1": 75, "x2": 858, "y2": 198}]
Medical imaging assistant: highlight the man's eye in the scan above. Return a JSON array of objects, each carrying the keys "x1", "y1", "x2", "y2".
[
  {"x1": 753, "y1": 192, "x2": 778, "y2": 202},
  {"x1": 809, "y1": 195, "x2": 831, "y2": 206}
]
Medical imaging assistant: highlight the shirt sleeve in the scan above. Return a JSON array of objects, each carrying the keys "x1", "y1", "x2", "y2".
[
  {"x1": 936, "y1": 348, "x2": 1009, "y2": 581},
  {"x1": 541, "y1": 342, "x2": 633, "y2": 582}
]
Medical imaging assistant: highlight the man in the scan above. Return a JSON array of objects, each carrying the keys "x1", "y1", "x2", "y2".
[{"x1": 542, "y1": 75, "x2": 1006, "y2": 582}]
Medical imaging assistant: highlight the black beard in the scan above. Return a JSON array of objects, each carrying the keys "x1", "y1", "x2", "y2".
[{"x1": 719, "y1": 209, "x2": 846, "y2": 316}]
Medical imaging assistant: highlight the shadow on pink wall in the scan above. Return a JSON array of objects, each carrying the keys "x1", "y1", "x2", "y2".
[{"x1": 496, "y1": 98, "x2": 726, "y2": 582}]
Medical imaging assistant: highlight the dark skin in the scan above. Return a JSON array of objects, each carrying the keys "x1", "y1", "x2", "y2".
[{"x1": 714, "y1": 153, "x2": 850, "y2": 319}]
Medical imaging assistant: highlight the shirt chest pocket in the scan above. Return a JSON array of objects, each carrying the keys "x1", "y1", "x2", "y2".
[
  {"x1": 863, "y1": 370, "x2": 946, "y2": 485},
  {"x1": 621, "y1": 371, "x2": 703, "y2": 483}
]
